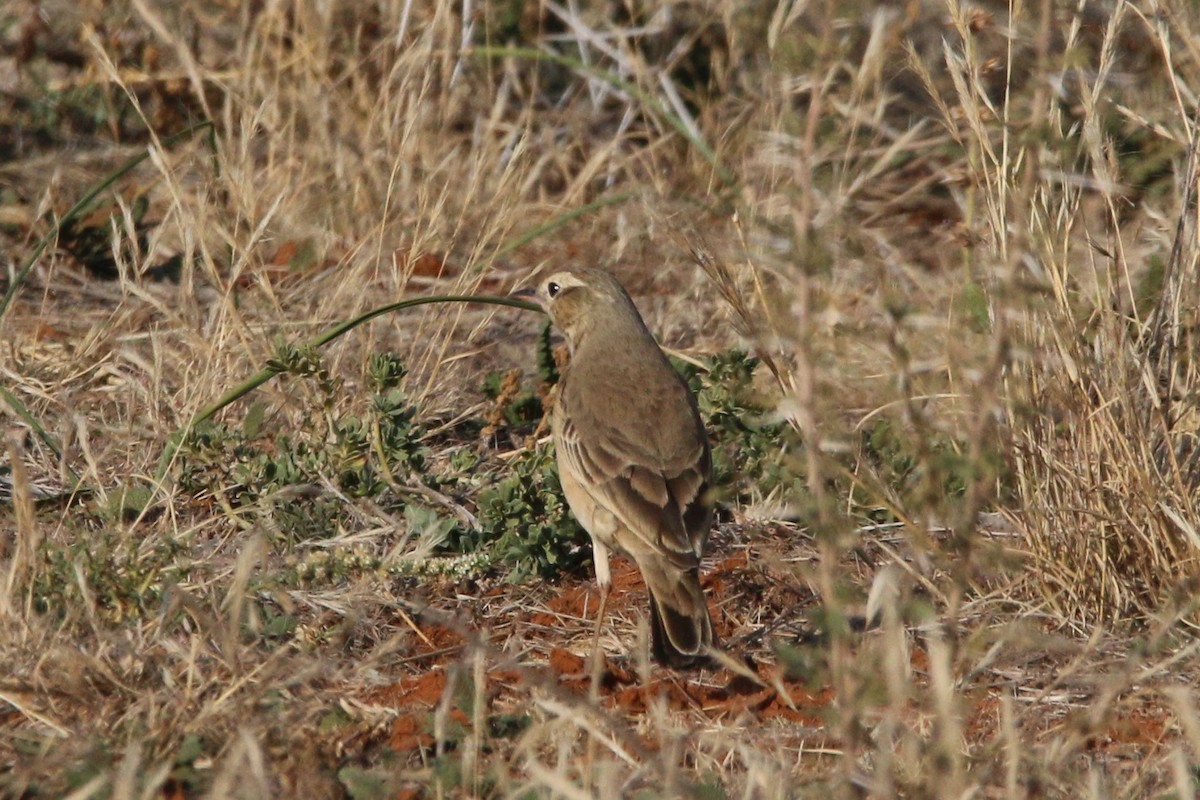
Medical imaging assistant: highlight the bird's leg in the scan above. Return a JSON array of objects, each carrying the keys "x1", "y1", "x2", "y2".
[
  {"x1": 591, "y1": 585, "x2": 611, "y2": 655},
  {"x1": 583, "y1": 540, "x2": 612, "y2": 790},
  {"x1": 588, "y1": 539, "x2": 612, "y2": 700}
]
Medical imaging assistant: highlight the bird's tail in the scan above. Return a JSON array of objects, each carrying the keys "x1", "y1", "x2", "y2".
[{"x1": 640, "y1": 562, "x2": 715, "y2": 668}]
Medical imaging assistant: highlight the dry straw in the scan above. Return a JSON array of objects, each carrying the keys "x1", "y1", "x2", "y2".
[{"x1": 5, "y1": 0, "x2": 1200, "y2": 797}]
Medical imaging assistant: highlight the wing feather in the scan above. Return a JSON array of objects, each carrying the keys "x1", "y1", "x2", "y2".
[{"x1": 554, "y1": 383, "x2": 710, "y2": 565}]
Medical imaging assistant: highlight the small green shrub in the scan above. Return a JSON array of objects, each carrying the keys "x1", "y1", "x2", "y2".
[
  {"x1": 174, "y1": 345, "x2": 794, "y2": 586},
  {"x1": 177, "y1": 344, "x2": 433, "y2": 544},
  {"x1": 858, "y1": 416, "x2": 1005, "y2": 526},
  {"x1": 678, "y1": 350, "x2": 797, "y2": 504},
  {"x1": 465, "y1": 444, "x2": 589, "y2": 582},
  {"x1": 31, "y1": 523, "x2": 187, "y2": 621}
]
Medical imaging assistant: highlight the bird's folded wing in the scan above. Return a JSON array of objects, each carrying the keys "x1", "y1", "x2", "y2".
[{"x1": 556, "y1": 413, "x2": 706, "y2": 565}]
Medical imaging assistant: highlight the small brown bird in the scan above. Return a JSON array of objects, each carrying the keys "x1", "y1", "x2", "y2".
[{"x1": 519, "y1": 268, "x2": 715, "y2": 668}]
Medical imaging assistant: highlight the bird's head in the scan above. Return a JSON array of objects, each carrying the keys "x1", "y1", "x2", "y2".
[{"x1": 514, "y1": 268, "x2": 644, "y2": 348}]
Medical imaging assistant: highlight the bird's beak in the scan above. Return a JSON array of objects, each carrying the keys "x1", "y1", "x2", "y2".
[{"x1": 509, "y1": 286, "x2": 538, "y2": 302}]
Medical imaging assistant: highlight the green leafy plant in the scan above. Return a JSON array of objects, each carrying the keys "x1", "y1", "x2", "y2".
[
  {"x1": 31, "y1": 524, "x2": 187, "y2": 621},
  {"x1": 177, "y1": 344, "x2": 433, "y2": 544},
  {"x1": 466, "y1": 444, "x2": 589, "y2": 582},
  {"x1": 176, "y1": 344, "x2": 587, "y2": 582},
  {"x1": 176, "y1": 343, "x2": 799, "y2": 586},
  {"x1": 860, "y1": 416, "x2": 994, "y2": 521},
  {"x1": 677, "y1": 350, "x2": 797, "y2": 504}
]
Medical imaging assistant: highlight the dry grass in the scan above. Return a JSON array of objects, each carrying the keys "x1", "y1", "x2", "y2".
[{"x1": 4, "y1": 0, "x2": 1200, "y2": 797}]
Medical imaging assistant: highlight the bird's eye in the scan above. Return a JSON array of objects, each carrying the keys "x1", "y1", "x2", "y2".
[{"x1": 547, "y1": 281, "x2": 560, "y2": 297}]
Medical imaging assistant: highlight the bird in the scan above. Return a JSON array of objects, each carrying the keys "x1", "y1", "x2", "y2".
[{"x1": 515, "y1": 267, "x2": 716, "y2": 668}]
